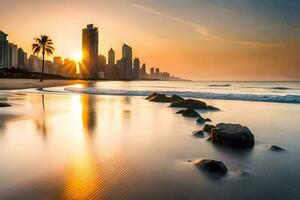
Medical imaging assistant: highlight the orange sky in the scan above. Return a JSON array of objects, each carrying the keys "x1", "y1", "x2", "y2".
[{"x1": 0, "y1": 0, "x2": 299, "y2": 80}]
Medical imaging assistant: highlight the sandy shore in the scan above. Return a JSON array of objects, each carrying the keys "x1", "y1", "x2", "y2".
[{"x1": 0, "y1": 79, "x2": 86, "y2": 90}]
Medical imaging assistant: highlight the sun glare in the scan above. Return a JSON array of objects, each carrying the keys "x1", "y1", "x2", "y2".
[{"x1": 71, "y1": 51, "x2": 82, "y2": 62}]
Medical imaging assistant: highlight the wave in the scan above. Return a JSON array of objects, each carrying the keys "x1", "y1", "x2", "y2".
[{"x1": 64, "y1": 87, "x2": 300, "y2": 104}]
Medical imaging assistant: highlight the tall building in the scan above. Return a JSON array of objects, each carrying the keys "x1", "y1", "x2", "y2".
[
  {"x1": 133, "y1": 58, "x2": 140, "y2": 79},
  {"x1": 150, "y1": 67, "x2": 155, "y2": 76},
  {"x1": 122, "y1": 43, "x2": 132, "y2": 79},
  {"x1": 0, "y1": 31, "x2": 9, "y2": 69},
  {"x1": 108, "y1": 48, "x2": 115, "y2": 65},
  {"x1": 97, "y1": 54, "x2": 106, "y2": 77},
  {"x1": 9, "y1": 43, "x2": 18, "y2": 68},
  {"x1": 155, "y1": 68, "x2": 160, "y2": 75},
  {"x1": 53, "y1": 56, "x2": 63, "y2": 75},
  {"x1": 17, "y1": 48, "x2": 27, "y2": 69},
  {"x1": 140, "y1": 63, "x2": 146, "y2": 79},
  {"x1": 82, "y1": 24, "x2": 99, "y2": 79}
]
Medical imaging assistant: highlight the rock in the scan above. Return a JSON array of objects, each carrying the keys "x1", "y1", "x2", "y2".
[
  {"x1": 182, "y1": 109, "x2": 200, "y2": 118},
  {"x1": 205, "y1": 118, "x2": 212, "y2": 122},
  {"x1": 194, "y1": 159, "x2": 228, "y2": 175},
  {"x1": 193, "y1": 130, "x2": 204, "y2": 137},
  {"x1": 206, "y1": 105, "x2": 220, "y2": 111},
  {"x1": 206, "y1": 137, "x2": 212, "y2": 141},
  {"x1": 197, "y1": 116, "x2": 206, "y2": 124},
  {"x1": 0, "y1": 103, "x2": 11, "y2": 107},
  {"x1": 176, "y1": 110, "x2": 186, "y2": 114},
  {"x1": 170, "y1": 99, "x2": 219, "y2": 110},
  {"x1": 203, "y1": 124, "x2": 216, "y2": 133},
  {"x1": 269, "y1": 145, "x2": 285, "y2": 151},
  {"x1": 146, "y1": 92, "x2": 159, "y2": 100},
  {"x1": 211, "y1": 123, "x2": 255, "y2": 148},
  {"x1": 170, "y1": 94, "x2": 184, "y2": 102},
  {"x1": 148, "y1": 93, "x2": 171, "y2": 103}
]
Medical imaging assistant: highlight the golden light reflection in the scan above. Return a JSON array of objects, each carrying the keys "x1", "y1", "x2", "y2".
[{"x1": 63, "y1": 94, "x2": 100, "y2": 200}]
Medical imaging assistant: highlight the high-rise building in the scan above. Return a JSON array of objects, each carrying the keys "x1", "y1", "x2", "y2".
[
  {"x1": 150, "y1": 67, "x2": 155, "y2": 76},
  {"x1": 108, "y1": 48, "x2": 115, "y2": 65},
  {"x1": 155, "y1": 68, "x2": 160, "y2": 75},
  {"x1": 97, "y1": 54, "x2": 106, "y2": 77},
  {"x1": 82, "y1": 24, "x2": 99, "y2": 79},
  {"x1": 133, "y1": 58, "x2": 140, "y2": 79},
  {"x1": 17, "y1": 48, "x2": 27, "y2": 69},
  {"x1": 9, "y1": 43, "x2": 18, "y2": 68},
  {"x1": 140, "y1": 63, "x2": 146, "y2": 79},
  {"x1": 53, "y1": 56, "x2": 63, "y2": 75},
  {"x1": 0, "y1": 31, "x2": 9, "y2": 69},
  {"x1": 122, "y1": 43, "x2": 132, "y2": 79}
]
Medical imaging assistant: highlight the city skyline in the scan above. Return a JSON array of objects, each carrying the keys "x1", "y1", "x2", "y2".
[{"x1": 0, "y1": 0, "x2": 299, "y2": 80}]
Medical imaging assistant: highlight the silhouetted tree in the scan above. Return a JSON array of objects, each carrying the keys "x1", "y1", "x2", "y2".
[{"x1": 32, "y1": 35, "x2": 54, "y2": 81}]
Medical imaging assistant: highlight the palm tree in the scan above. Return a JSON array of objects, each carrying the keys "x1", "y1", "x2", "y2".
[{"x1": 32, "y1": 35, "x2": 54, "y2": 82}]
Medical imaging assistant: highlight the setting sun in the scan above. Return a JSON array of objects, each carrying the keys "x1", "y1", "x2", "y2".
[{"x1": 71, "y1": 51, "x2": 82, "y2": 62}]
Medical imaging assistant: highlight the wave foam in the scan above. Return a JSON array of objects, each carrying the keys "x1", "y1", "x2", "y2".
[{"x1": 64, "y1": 87, "x2": 300, "y2": 104}]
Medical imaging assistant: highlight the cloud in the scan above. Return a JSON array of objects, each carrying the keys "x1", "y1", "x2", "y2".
[{"x1": 124, "y1": 0, "x2": 283, "y2": 48}]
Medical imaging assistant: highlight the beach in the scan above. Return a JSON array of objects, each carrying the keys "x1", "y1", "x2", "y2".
[{"x1": 0, "y1": 81, "x2": 300, "y2": 200}]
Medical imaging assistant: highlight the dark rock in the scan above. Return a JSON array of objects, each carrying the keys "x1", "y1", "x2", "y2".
[
  {"x1": 197, "y1": 116, "x2": 206, "y2": 124},
  {"x1": 203, "y1": 124, "x2": 216, "y2": 133},
  {"x1": 206, "y1": 105, "x2": 220, "y2": 111},
  {"x1": 211, "y1": 123, "x2": 255, "y2": 148},
  {"x1": 0, "y1": 103, "x2": 11, "y2": 107},
  {"x1": 193, "y1": 130, "x2": 204, "y2": 137},
  {"x1": 170, "y1": 94, "x2": 184, "y2": 102},
  {"x1": 148, "y1": 93, "x2": 171, "y2": 102},
  {"x1": 182, "y1": 109, "x2": 200, "y2": 118},
  {"x1": 269, "y1": 145, "x2": 285, "y2": 151},
  {"x1": 170, "y1": 99, "x2": 219, "y2": 110},
  {"x1": 176, "y1": 110, "x2": 186, "y2": 114},
  {"x1": 206, "y1": 137, "x2": 212, "y2": 141},
  {"x1": 205, "y1": 118, "x2": 212, "y2": 122},
  {"x1": 146, "y1": 92, "x2": 159, "y2": 100},
  {"x1": 194, "y1": 159, "x2": 228, "y2": 175}
]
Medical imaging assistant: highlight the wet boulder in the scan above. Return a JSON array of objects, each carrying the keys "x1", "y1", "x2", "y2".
[
  {"x1": 197, "y1": 117, "x2": 212, "y2": 124},
  {"x1": 193, "y1": 130, "x2": 204, "y2": 137},
  {"x1": 211, "y1": 123, "x2": 255, "y2": 148},
  {"x1": 176, "y1": 109, "x2": 186, "y2": 114},
  {"x1": 268, "y1": 145, "x2": 285, "y2": 151},
  {"x1": 203, "y1": 124, "x2": 216, "y2": 133},
  {"x1": 0, "y1": 103, "x2": 11, "y2": 107},
  {"x1": 182, "y1": 109, "x2": 201, "y2": 118},
  {"x1": 148, "y1": 93, "x2": 171, "y2": 103},
  {"x1": 170, "y1": 94, "x2": 184, "y2": 102},
  {"x1": 194, "y1": 159, "x2": 228, "y2": 175},
  {"x1": 146, "y1": 92, "x2": 159, "y2": 100},
  {"x1": 170, "y1": 99, "x2": 219, "y2": 111}
]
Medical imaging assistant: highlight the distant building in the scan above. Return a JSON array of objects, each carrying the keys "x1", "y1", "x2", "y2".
[
  {"x1": 17, "y1": 48, "x2": 27, "y2": 69},
  {"x1": 53, "y1": 56, "x2": 63, "y2": 75},
  {"x1": 0, "y1": 31, "x2": 9, "y2": 69},
  {"x1": 97, "y1": 54, "x2": 106, "y2": 75},
  {"x1": 150, "y1": 67, "x2": 155, "y2": 76},
  {"x1": 155, "y1": 68, "x2": 160, "y2": 75},
  {"x1": 82, "y1": 24, "x2": 99, "y2": 79},
  {"x1": 9, "y1": 43, "x2": 18, "y2": 68},
  {"x1": 28, "y1": 55, "x2": 39, "y2": 72},
  {"x1": 133, "y1": 58, "x2": 140, "y2": 79},
  {"x1": 108, "y1": 48, "x2": 115, "y2": 65},
  {"x1": 140, "y1": 63, "x2": 146, "y2": 79},
  {"x1": 61, "y1": 58, "x2": 77, "y2": 77},
  {"x1": 122, "y1": 43, "x2": 132, "y2": 79}
]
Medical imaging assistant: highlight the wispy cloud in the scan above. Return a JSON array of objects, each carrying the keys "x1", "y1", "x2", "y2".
[{"x1": 124, "y1": 0, "x2": 283, "y2": 48}]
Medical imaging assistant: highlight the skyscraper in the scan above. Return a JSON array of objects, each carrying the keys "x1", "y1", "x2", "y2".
[
  {"x1": 108, "y1": 48, "x2": 115, "y2": 65},
  {"x1": 133, "y1": 58, "x2": 140, "y2": 79},
  {"x1": 8, "y1": 43, "x2": 18, "y2": 68},
  {"x1": 150, "y1": 67, "x2": 155, "y2": 76},
  {"x1": 17, "y1": 48, "x2": 27, "y2": 69},
  {"x1": 82, "y1": 24, "x2": 99, "y2": 79},
  {"x1": 0, "y1": 31, "x2": 9, "y2": 69},
  {"x1": 140, "y1": 63, "x2": 146, "y2": 79},
  {"x1": 122, "y1": 43, "x2": 132, "y2": 79}
]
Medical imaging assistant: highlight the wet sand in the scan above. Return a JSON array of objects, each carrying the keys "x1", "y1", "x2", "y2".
[
  {"x1": 0, "y1": 79, "x2": 85, "y2": 90},
  {"x1": 0, "y1": 85, "x2": 300, "y2": 199}
]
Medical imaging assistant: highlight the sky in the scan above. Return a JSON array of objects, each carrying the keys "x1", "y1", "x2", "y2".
[{"x1": 0, "y1": 0, "x2": 299, "y2": 80}]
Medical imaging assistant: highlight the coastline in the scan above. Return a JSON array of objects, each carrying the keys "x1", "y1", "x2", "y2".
[{"x1": 0, "y1": 79, "x2": 86, "y2": 90}]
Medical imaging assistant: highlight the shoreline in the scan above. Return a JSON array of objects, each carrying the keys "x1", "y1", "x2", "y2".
[{"x1": 0, "y1": 79, "x2": 86, "y2": 90}]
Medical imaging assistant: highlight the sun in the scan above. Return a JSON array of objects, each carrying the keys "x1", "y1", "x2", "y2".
[{"x1": 71, "y1": 51, "x2": 82, "y2": 62}]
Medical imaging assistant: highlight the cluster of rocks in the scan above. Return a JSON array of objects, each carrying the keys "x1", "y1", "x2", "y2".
[{"x1": 146, "y1": 92, "x2": 284, "y2": 177}]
